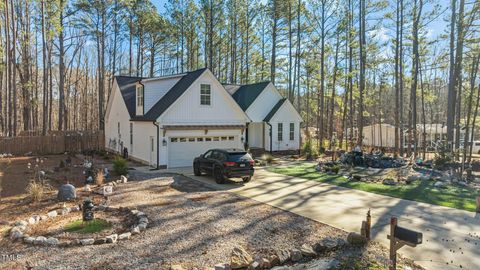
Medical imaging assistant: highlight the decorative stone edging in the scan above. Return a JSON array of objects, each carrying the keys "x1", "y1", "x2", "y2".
[{"x1": 9, "y1": 206, "x2": 149, "y2": 247}]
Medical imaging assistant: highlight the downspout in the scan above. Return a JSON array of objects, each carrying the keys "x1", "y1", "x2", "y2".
[
  {"x1": 266, "y1": 122, "x2": 273, "y2": 154},
  {"x1": 153, "y1": 121, "x2": 160, "y2": 170}
]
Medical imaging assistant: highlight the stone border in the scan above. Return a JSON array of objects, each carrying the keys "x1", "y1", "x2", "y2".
[{"x1": 9, "y1": 206, "x2": 149, "y2": 247}]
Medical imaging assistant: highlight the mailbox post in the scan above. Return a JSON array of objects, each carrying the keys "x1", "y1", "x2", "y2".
[{"x1": 388, "y1": 217, "x2": 423, "y2": 270}]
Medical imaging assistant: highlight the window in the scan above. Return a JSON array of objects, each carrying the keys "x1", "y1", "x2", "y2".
[
  {"x1": 179, "y1": 138, "x2": 187, "y2": 142},
  {"x1": 213, "y1": 137, "x2": 219, "y2": 141},
  {"x1": 278, "y1": 123, "x2": 283, "y2": 141},
  {"x1": 197, "y1": 137, "x2": 204, "y2": 142},
  {"x1": 188, "y1": 138, "x2": 195, "y2": 142},
  {"x1": 228, "y1": 136, "x2": 234, "y2": 141},
  {"x1": 221, "y1": 136, "x2": 227, "y2": 141},
  {"x1": 130, "y1": 123, "x2": 133, "y2": 144},
  {"x1": 205, "y1": 137, "x2": 212, "y2": 141},
  {"x1": 137, "y1": 84, "x2": 144, "y2": 107},
  {"x1": 170, "y1": 138, "x2": 178, "y2": 142},
  {"x1": 200, "y1": 84, "x2": 211, "y2": 105},
  {"x1": 204, "y1": 150, "x2": 213, "y2": 158},
  {"x1": 289, "y1": 123, "x2": 295, "y2": 141}
]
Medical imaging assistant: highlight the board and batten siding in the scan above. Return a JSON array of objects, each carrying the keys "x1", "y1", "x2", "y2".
[
  {"x1": 246, "y1": 83, "x2": 283, "y2": 122},
  {"x1": 264, "y1": 101, "x2": 302, "y2": 151},
  {"x1": 159, "y1": 70, "x2": 249, "y2": 125},
  {"x1": 143, "y1": 76, "x2": 182, "y2": 112},
  {"x1": 105, "y1": 83, "x2": 131, "y2": 154}
]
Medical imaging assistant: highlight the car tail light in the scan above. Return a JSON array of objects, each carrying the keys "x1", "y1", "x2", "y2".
[
  {"x1": 249, "y1": 160, "x2": 254, "y2": 166},
  {"x1": 224, "y1": 161, "x2": 236, "y2": 167}
]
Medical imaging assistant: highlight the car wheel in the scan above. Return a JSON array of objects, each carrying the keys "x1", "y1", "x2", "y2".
[
  {"x1": 214, "y1": 167, "x2": 225, "y2": 184},
  {"x1": 193, "y1": 163, "x2": 202, "y2": 176},
  {"x1": 242, "y1": 176, "x2": 252, "y2": 183}
]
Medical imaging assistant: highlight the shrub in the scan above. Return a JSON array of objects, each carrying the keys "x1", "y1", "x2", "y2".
[
  {"x1": 26, "y1": 181, "x2": 48, "y2": 202},
  {"x1": 302, "y1": 140, "x2": 318, "y2": 160},
  {"x1": 331, "y1": 165, "x2": 340, "y2": 174},
  {"x1": 434, "y1": 144, "x2": 452, "y2": 169},
  {"x1": 113, "y1": 156, "x2": 129, "y2": 175},
  {"x1": 261, "y1": 154, "x2": 274, "y2": 164},
  {"x1": 95, "y1": 171, "x2": 105, "y2": 186}
]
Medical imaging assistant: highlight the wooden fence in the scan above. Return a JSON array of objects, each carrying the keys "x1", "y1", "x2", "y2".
[{"x1": 0, "y1": 131, "x2": 105, "y2": 155}]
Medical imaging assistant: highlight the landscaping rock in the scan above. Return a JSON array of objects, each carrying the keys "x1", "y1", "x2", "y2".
[
  {"x1": 138, "y1": 222, "x2": 147, "y2": 230},
  {"x1": 59, "y1": 241, "x2": 72, "y2": 247},
  {"x1": 304, "y1": 258, "x2": 339, "y2": 270},
  {"x1": 39, "y1": 215, "x2": 48, "y2": 221},
  {"x1": 434, "y1": 181, "x2": 446, "y2": 189},
  {"x1": 131, "y1": 226, "x2": 140, "y2": 235},
  {"x1": 80, "y1": 238, "x2": 95, "y2": 245},
  {"x1": 139, "y1": 217, "x2": 148, "y2": 224},
  {"x1": 34, "y1": 236, "x2": 47, "y2": 245},
  {"x1": 27, "y1": 216, "x2": 37, "y2": 225},
  {"x1": 136, "y1": 211, "x2": 146, "y2": 217},
  {"x1": 290, "y1": 249, "x2": 302, "y2": 262},
  {"x1": 106, "y1": 234, "x2": 118, "y2": 244},
  {"x1": 269, "y1": 255, "x2": 280, "y2": 267},
  {"x1": 248, "y1": 261, "x2": 260, "y2": 270},
  {"x1": 214, "y1": 263, "x2": 231, "y2": 270},
  {"x1": 24, "y1": 237, "x2": 35, "y2": 244},
  {"x1": 60, "y1": 207, "x2": 71, "y2": 215},
  {"x1": 9, "y1": 229, "x2": 23, "y2": 240},
  {"x1": 47, "y1": 210, "x2": 58, "y2": 218},
  {"x1": 121, "y1": 175, "x2": 128, "y2": 183},
  {"x1": 258, "y1": 258, "x2": 271, "y2": 269},
  {"x1": 382, "y1": 179, "x2": 396, "y2": 186},
  {"x1": 300, "y1": 244, "x2": 317, "y2": 257},
  {"x1": 15, "y1": 220, "x2": 28, "y2": 227},
  {"x1": 94, "y1": 238, "x2": 107, "y2": 245},
  {"x1": 230, "y1": 246, "x2": 253, "y2": 269},
  {"x1": 118, "y1": 232, "x2": 131, "y2": 240},
  {"x1": 46, "y1": 237, "x2": 59, "y2": 246},
  {"x1": 71, "y1": 205, "x2": 80, "y2": 212},
  {"x1": 171, "y1": 265, "x2": 186, "y2": 270},
  {"x1": 84, "y1": 184, "x2": 91, "y2": 192},
  {"x1": 347, "y1": 232, "x2": 367, "y2": 245},
  {"x1": 313, "y1": 237, "x2": 344, "y2": 253},
  {"x1": 57, "y1": 183, "x2": 76, "y2": 201},
  {"x1": 276, "y1": 250, "x2": 290, "y2": 264}
]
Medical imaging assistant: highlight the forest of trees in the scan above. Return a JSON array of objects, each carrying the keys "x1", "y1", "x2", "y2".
[{"x1": 1, "y1": 0, "x2": 479, "y2": 159}]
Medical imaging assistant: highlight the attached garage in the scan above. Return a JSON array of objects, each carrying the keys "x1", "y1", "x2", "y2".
[{"x1": 163, "y1": 125, "x2": 245, "y2": 168}]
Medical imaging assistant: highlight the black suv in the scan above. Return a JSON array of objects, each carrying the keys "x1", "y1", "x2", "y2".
[{"x1": 193, "y1": 149, "x2": 254, "y2": 184}]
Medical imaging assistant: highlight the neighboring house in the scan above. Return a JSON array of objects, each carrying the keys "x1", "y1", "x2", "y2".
[
  {"x1": 227, "y1": 82, "x2": 302, "y2": 152},
  {"x1": 105, "y1": 68, "x2": 302, "y2": 168}
]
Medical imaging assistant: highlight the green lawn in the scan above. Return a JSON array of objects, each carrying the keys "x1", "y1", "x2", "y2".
[
  {"x1": 65, "y1": 219, "x2": 112, "y2": 234},
  {"x1": 268, "y1": 163, "x2": 479, "y2": 212}
]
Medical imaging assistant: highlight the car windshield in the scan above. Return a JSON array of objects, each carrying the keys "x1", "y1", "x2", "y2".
[{"x1": 227, "y1": 152, "x2": 251, "y2": 162}]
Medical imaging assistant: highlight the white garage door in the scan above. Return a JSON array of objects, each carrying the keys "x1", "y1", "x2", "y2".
[{"x1": 168, "y1": 135, "x2": 241, "y2": 167}]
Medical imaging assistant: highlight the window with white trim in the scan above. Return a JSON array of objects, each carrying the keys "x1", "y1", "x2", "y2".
[
  {"x1": 278, "y1": 123, "x2": 283, "y2": 141},
  {"x1": 137, "y1": 84, "x2": 144, "y2": 107},
  {"x1": 289, "y1": 123, "x2": 295, "y2": 140},
  {"x1": 200, "y1": 84, "x2": 211, "y2": 105}
]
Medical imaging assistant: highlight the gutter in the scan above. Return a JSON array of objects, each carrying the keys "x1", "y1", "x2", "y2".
[
  {"x1": 266, "y1": 122, "x2": 273, "y2": 154},
  {"x1": 152, "y1": 121, "x2": 160, "y2": 170}
]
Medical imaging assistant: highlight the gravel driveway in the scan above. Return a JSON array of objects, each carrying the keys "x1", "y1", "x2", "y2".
[{"x1": 1, "y1": 174, "x2": 346, "y2": 270}]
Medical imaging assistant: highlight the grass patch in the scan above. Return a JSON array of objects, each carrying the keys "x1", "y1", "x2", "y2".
[
  {"x1": 268, "y1": 163, "x2": 479, "y2": 212},
  {"x1": 65, "y1": 219, "x2": 112, "y2": 234}
]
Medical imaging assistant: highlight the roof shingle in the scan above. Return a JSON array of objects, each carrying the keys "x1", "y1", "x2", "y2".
[{"x1": 231, "y1": 81, "x2": 270, "y2": 111}]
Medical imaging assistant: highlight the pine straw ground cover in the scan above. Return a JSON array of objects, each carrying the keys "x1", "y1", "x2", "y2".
[{"x1": 1, "y1": 174, "x2": 422, "y2": 270}]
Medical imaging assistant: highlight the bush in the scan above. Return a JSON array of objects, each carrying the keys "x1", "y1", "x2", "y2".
[
  {"x1": 113, "y1": 156, "x2": 129, "y2": 175},
  {"x1": 95, "y1": 171, "x2": 105, "y2": 186},
  {"x1": 331, "y1": 165, "x2": 340, "y2": 174},
  {"x1": 302, "y1": 140, "x2": 318, "y2": 160},
  {"x1": 26, "y1": 181, "x2": 49, "y2": 202},
  {"x1": 261, "y1": 154, "x2": 274, "y2": 164},
  {"x1": 434, "y1": 144, "x2": 452, "y2": 169}
]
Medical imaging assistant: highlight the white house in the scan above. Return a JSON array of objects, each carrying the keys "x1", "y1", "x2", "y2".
[
  {"x1": 227, "y1": 82, "x2": 302, "y2": 152},
  {"x1": 105, "y1": 68, "x2": 302, "y2": 168}
]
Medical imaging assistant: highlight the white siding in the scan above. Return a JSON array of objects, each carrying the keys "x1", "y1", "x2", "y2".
[
  {"x1": 245, "y1": 83, "x2": 283, "y2": 122},
  {"x1": 143, "y1": 76, "x2": 182, "y2": 112},
  {"x1": 248, "y1": 122, "x2": 264, "y2": 148},
  {"x1": 159, "y1": 70, "x2": 249, "y2": 125},
  {"x1": 267, "y1": 101, "x2": 302, "y2": 151},
  {"x1": 131, "y1": 122, "x2": 157, "y2": 165},
  {"x1": 105, "y1": 83, "x2": 131, "y2": 154}
]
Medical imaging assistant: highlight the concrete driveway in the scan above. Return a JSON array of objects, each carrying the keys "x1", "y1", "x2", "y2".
[{"x1": 163, "y1": 165, "x2": 480, "y2": 270}]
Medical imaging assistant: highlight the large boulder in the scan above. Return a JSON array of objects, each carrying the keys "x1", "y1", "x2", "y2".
[
  {"x1": 57, "y1": 184, "x2": 76, "y2": 201},
  {"x1": 347, "y1": 232, "x2": 367, "y2": 245},
  {"x1": 230, "y1": 246, "x2": 253, "y2": 269}
]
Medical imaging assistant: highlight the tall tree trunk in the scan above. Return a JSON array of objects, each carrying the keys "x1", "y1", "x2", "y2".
[
  {"x1": 446, "y1": 0, "x2": 457, "y2": 151},
  {"x1": 270, "y1": 0, "x2": 277, "y2": 84}
]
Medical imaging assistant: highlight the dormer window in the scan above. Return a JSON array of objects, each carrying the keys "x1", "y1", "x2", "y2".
[
  {"x1": 136, "y1": 83, "x2": 144, "y2": 115},
  {"x1": 200, "y1": 84, "x2": 211, "y2": 105}
]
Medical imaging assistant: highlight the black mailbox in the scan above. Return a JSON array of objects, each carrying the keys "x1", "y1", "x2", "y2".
[{"x1": 394, "y1": 225, "x2": 422, "y2": 246}]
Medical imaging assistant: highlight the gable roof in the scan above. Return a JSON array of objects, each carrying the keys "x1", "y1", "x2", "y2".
[
  {"x1": 115, "y1": 76, "x2": 143, "y2": 118},
  {"x1": 231, "y1": 81, "x2": 270, "y2": 111},
  {"x1": 263, "y1": 98, "x2": 287, "y2": 122},
  {"x1": 131, "y1": 68, "x2": 207, "y2": 121}
]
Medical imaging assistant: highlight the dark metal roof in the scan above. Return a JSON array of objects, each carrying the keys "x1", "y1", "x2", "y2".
[
  {"x1": 263, "y1": 98, "x2": 287, "y2": 122},
  {"x1": 129, "y1": 68, "x2": 207, "y2": 121},
  {"x1": 231, "y1": 81, "x2": 270, "y2": 111},
  {"x1": 115, "y1": 76, "x2": 142, "y2": 118}
]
